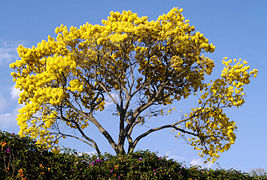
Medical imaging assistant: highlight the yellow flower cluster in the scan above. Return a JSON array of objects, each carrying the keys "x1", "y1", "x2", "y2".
[{"x1": 175, "y1": 57, "x2": 257, "y2": 162}]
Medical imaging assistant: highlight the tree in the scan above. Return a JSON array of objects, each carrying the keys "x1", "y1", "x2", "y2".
[
  {"x1": 250, "y1": 168, "x2": 267, "y2": 177},
  {"x1": 10, "y1": 8, "x2": 257, "y2": 162}
]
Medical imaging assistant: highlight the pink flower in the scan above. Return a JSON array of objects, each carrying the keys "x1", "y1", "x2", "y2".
[
  {"x1": 7, "y1": 148, "x2": 10, "y2": 153},
  {"x1": 91, "y1": 161, "x2": 95, "y2": 166},
  {"x1": 95, "y1": 159, "x2": 103, "y2": 163}
]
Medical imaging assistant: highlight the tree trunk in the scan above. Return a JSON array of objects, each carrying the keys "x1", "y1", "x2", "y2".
[
  {"x1": 128, "y1": 146, "x2": 134, "y2": 154},
  {"x1": 116, "y1": 144, "x2": 126, "y2": 155}
]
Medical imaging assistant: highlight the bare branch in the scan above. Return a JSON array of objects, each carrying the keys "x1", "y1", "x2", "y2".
[
  {"x1": 58, "y1": 109, "x2": 100, "y2": 149},
  {"x1": 125, "y1": 79, "x2": 171, "y2": 138},
  {"x1": 66, "y1": 100, "x2": 118, "y2": 152},
  {"x1": 129, "y1": 102, "x2": 226, "y2": 152},
  {"x1": 56, "y1": 132, "x2": 101, "y2": 156},
  {"x1": 131, "y1": 120, "x2": 198, "y2": 151}
]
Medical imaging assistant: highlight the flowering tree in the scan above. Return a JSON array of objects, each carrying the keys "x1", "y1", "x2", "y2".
[{"x1": 10, "y1": 8, "x2": 257, "y2": 162}]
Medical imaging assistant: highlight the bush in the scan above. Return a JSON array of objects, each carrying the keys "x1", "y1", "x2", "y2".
[
  {"x1": 0, "y1": 130, "x2": 93, "y2": 179},
  {"x1": 0, "y1": 130, "x2": 264, "y2": 179}
]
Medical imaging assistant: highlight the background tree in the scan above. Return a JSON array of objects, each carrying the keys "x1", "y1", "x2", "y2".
[
  {"x1": 10, "y1": 8, "x2": 257, "y2": 162},
  {"x1": 250, "y1": 168, "x2": 267, "y2": 177}
]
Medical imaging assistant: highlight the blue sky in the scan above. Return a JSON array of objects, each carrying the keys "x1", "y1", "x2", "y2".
[{"x1": 0, "y1": 0, "x2": 266, "y2": 172}]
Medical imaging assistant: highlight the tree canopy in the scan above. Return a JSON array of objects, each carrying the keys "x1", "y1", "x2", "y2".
[{"x1": 10, "y1": 7, "x2": 257, "y2": 163}]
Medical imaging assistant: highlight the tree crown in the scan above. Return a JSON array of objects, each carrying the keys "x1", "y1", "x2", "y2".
[{"x1": 10, "y1": 7, "x2": 257, "y2": 162}]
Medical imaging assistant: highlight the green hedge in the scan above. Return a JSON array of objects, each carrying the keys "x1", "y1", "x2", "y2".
[{"x1": 0, "y1": 130, "x2": 265, "y2": 179}]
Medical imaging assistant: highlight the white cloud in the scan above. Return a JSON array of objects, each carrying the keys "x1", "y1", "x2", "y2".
[
  {"x1": 206, "y1": 161, "x2": 214, "y2": 169},
  {"x1": 0, "y1": 84, "x2": 23, "y2": 131},
  {"x1": 0, "y1": 112, "x2": 13, "y2": 124},
  {"x1": 0, "y1": 41, "x2": 19, "y2": 64},
  {"x1": 0, "y1": 93, "x2": 7, "y2": 112},
  {"x1": 78, "y1": 151, "x2": 97, "y2": 156},
  {"x1": 190, "y1": 158, "x2": 214, "y2": 169},
  {"x1": 164, "y1": 151, "x2": 186, "y2": 161},
  {"x1": 10, "y1": 85, "x2": 21, "y2": 99},
  {"x1": 0, "y1": 104, "x2": 22, "y2": 132},
  {"x1": 190, "y1": 158, "x2": 202, "y2": 166}
]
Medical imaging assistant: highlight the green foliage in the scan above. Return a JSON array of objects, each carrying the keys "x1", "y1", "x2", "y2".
[
  {"x1": 0, "y1": 130, "x2": 264, "y2": 179},
  {"x1": 0, "y1": 130, "x2": 93, "y2": 179}
]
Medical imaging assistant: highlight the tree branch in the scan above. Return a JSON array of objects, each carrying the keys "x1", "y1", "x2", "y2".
[
  {"x1": 57, "y1": 108, "x2": 101, "y2": 155},
  {"x1": 66, "y1": 101, "x2": 118, "y2": 153},
  {"x1": 56, "y1": 132, "x2": 101, "y2": 156},
  {"x1": 125, "y1": 79, "x2": 171, "y2": 139}
]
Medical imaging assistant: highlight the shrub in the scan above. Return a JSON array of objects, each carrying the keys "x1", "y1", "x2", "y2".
[
  {"x1": 0, "y1": 130, "x2": 264, "y2": 179},
  {"x1": 0, "y1": 130, "x2": 92, "y2": 179}
]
